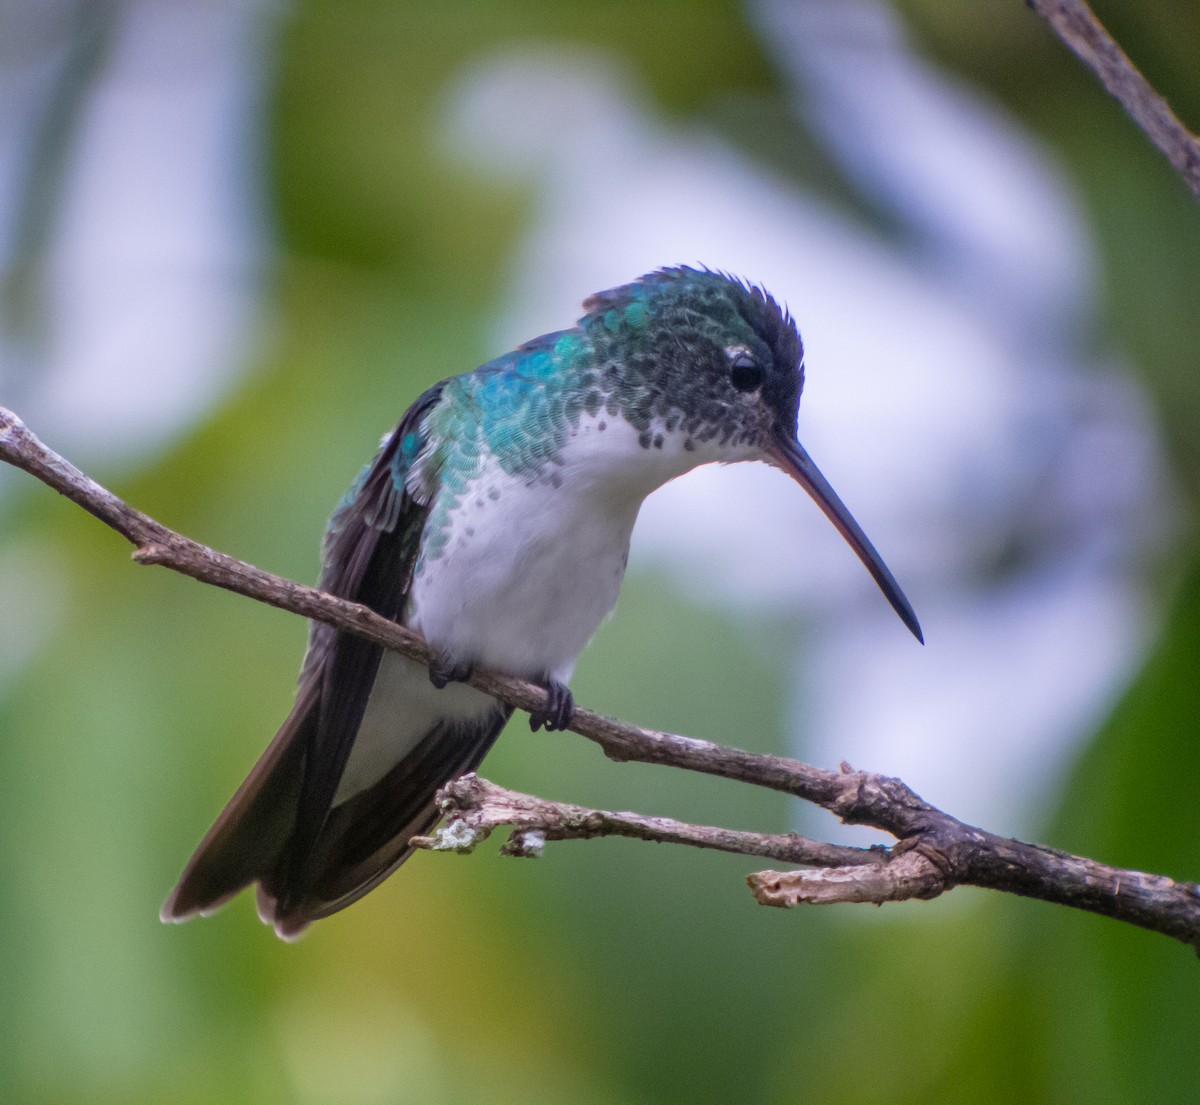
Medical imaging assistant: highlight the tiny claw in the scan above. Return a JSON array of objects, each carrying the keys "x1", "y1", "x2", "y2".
[
  {"x1": 529, "y1": 679, "x2": 574, "y2": 732},
  {"x1": 428, "y1": 655, "x2": 472, "y2": 690}
]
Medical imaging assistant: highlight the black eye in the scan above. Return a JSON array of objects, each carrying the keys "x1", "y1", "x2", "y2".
[{"x1": 728, "y1": 349, "x2": 764, "y2": 392}]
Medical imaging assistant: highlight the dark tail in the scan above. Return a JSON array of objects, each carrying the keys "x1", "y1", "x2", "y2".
[{"x1": 162, "y1": 698, "x2": 510, "y2": 939}]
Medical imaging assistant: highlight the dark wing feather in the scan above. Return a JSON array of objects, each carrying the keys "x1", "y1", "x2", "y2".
[{"x1": 162, "y1": 384, "x2": 449, "y2": 927}]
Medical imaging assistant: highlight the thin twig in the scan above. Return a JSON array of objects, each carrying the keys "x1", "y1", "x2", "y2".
[
  {"x1": 3, "y1": 403, "x2": 1200, "y2": 951},
  {"x1": 414, "y1": 773, "x2": 890, "y2": 868},
  {"x1": 1029, "y1": 0, "x2": 1200, "y2": 200}
]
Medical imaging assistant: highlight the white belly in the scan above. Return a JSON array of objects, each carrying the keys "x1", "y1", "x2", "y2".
[
  {"x1": 331, "y1": 474, "x2": 633, "y2": 804},
  {"x1": 333, "y1": 651, "x2": 496, "y2": 802},
  {"x1": 407, "y1": 464, "x2": 638, "y2": 683},
  {"x1": 334, "y1": 411, "x2": 755, "y2": 803},
  {"x1": 335, "y1": 415, "x2": 657, "y2": 803}
]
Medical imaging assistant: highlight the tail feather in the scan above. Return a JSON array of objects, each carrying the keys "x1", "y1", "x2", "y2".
[
  {"x1": 161, "y1": 692, "x2": 313, "y2": 923},
  {"x1": 261, "y1": 706, "x2": 510, "y2": 939},
  {"x1": 163, "y1": 695, "x2": 510, "y2": 938}
]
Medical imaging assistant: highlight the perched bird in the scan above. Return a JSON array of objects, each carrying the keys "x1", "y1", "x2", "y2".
[{"x1": 162, "y1": 266, "x2": 922, "y2": 939}]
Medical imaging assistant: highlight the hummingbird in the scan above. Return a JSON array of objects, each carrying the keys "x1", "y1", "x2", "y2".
[{"x1": 161, "y1": 266, "x2": 922, "y2": 939}]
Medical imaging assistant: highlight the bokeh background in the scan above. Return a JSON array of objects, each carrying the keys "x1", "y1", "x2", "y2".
[{"x1": 2, "y1": 1, "x2": 1199, "y2": 1102}]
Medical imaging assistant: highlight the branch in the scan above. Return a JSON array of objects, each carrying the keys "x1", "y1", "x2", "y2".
[
  {"x1": 414, "y1": 773, "x2": 889, "y2": 867},
  {"x1": 420, "y1": 773, "x2": 1200, "y2": 946},
  {"x1": 1030, "y1": 0, "x2": 1200, "y2": 200},
  {"x1": 3, "y1": 404, "x2": 1200, "y2": 952}
]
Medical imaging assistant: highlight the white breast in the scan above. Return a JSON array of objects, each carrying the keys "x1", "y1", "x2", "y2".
[{"x1": 406, "y1": 410, "x2": 748, "y2": 681}]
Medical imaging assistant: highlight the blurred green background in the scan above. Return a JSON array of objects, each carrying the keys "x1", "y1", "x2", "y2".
[{"x1": 2, "y1": 1, "x2": 1199, "y2": 1102}]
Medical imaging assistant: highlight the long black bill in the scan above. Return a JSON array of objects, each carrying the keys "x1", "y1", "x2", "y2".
[{"x1": 773, "y1": 434, "x2": 923, "y2": 643}]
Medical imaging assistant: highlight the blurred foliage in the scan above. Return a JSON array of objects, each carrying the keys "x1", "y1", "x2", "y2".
[
  {"x1": 2, "y1": 1, "x2": 1200, "y2": 1103},
  {"x1": 269, "y1": 0, "x2": 777, "y2": 293},
  {"x1": 898, "y1": 0, "x2": 1200, "y2": 499}
]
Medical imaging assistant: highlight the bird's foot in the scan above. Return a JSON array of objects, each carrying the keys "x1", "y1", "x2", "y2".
[
  {"x1": 529, "y1": 679, "x2": 574, "y2": 732},
  {"x1": 428, "y1": 654, "x2": 473, "y2": 690}
]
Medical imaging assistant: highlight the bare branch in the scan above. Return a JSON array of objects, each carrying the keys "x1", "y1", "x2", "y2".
[
  {"x1": 1030, "y1": 0, "x2": 1200, "y2": 200},
  {"x1": 413, "y1": 773, "x2": 889, "y2": 868},
  {"x1": 3, "y1": 403, "x2": 1200, "y2": 952}
]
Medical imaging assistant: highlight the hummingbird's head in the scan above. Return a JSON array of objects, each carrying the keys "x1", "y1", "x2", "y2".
[
  {"x1": 581, "y1": 266, "x2": 922, "y2": 641},
  {"x1": 581, "y1": 266, "x2": 804, "y2": 460}
]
